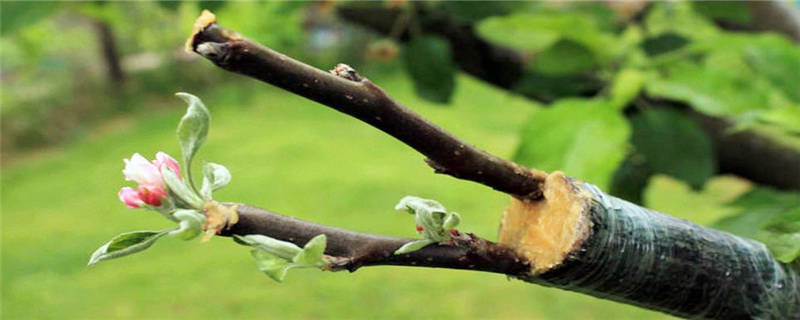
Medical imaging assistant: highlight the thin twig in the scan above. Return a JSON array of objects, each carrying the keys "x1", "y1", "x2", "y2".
[{"x1": 221, "y1": 204, "x2": 530, "y2": 275}]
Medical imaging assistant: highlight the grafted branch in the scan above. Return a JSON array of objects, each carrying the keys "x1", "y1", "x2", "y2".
[
  {"x1": 189, "y1": 12, "x2": 800, "y2": 319},
  {"x1": 223, "y1": 204, "x2": 529, "y2": 275},
  {"x1": 190, "y1": 18, "x2": 544, "y2": 201}
]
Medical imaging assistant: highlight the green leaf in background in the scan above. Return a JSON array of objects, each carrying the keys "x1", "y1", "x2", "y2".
[
  {"x1": 156, "y1": 0, "x2": 181, "y2": 11},
  {"x1": 437, "y1": 1, "x2": 524, "y2": 23},
  {"x1": 640, "y1": 33, "x2": 689, "y2": 57},
  {"x1": 513, "y1": 99, "x2": 630, "y2": 189},
  {"x1": 758, "y1": 207, "x2": 800, "y2": 263},
  {"x1": 745, "y1": 35, "x2": 800, "y2": 103},
  {"x1": 403, "y1": 36, "x2": 455, "y2": 104},
  {"x1": 477, "y1": 12, "x2": 618, "y2": 60},
  {"x1": 0, "y1": 1, "x2": 60, "y2": 36},
  {"x1": 645, "y1": 62, "x2": 773, "y2": 117},
  {"x1": 609, "y1": 154, "x2": 653, "y2": 204},
  {"x1": 759, "y1": 106, "x2": 800, "y2": 134},
  {"x1": 644, "y1": 2, "x2": 719, "y2": 40},
  {"x1": 202, "y1": 1, "x2": 228, "y2": 12},
  {"x1": 691, "y1": 1, "x2": 751, "y2": 26},
  {"x1": 175, "y1": 92, "x2": 210, "y2": 191},
  {"x1": 630, "y1": 108, "x2": 714, "y2": 189},
  {"x1": 88, "y1": 229, "x2": 173, "y2": 266},
  {"x1": 713, "y1": 188, "x2": 800, "y2": 263},
  {"x1": 609, "y1": 69, "x2": 646, "y2": 109},
  {"x1": 200, "y1": 162, "x2": 232, "y2": 199},
  {"x1": 531, "y1": 39, "x2": 597, "y2": 76},
  {"x1": 292, "y1": 234, "x2": 327, "y2": 266},
  {"x1": 514, "y1": 73, "x2": 605, "y2": 103}
]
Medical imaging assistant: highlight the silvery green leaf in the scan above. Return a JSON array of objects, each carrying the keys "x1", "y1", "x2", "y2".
[
  {"x1": 395, "y1": 196, "x2": 447, "y2": 215},
  {"x1": 169, "y1": 209, "x2": 205, "y2": 240},
  {"x1": 442, "y1": 212, "x2": 461, "y2": 230},
  {"x1": 161, "y1": 166, "x2": 204, "y2": 209},
  {"x1": 394, "y1": 239, "x2": 434, "y2": 255},
  {"x1": 175, "y1": 92, "x2": 210, "y2": 192},
  {"x1": 200, "y1": 162, "x2": 231, "y2": 199},
  {"x1": 251, "y1": 249, "x2": 293, "y2": 282},
  {"x1": 88, "y1": 229, "x2": 174, "y2": 266},
  {"x1": 292, "y1": 234, "x2": 327, "y2": 266},
  {"x1": 234, "y1": 234, "x2": 302, "y2": 261}
]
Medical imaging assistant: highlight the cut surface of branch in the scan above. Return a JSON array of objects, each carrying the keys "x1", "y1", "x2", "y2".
[{"x1": 499, "y1": 171, "x2": 592, "y2": 273}]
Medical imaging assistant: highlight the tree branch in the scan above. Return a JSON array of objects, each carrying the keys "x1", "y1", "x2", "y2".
[
  {"x1": 222, "y1": 204, "x2": 530, "y2": 275},
  {"x1": 190, "y1": 20, "x2": 545, "y2": 201}
]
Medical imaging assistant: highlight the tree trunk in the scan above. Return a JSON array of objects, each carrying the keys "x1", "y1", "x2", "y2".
[{"x1": 92, "y1": 20, "x2": 124, "y2": 83}]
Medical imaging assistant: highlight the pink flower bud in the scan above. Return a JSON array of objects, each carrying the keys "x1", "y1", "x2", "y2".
[
  {"x1": 122, "y1": 153, "x2": 162, "y2": 188},
  {"x1": 120, "y1": 152, "x2": 179, "y2": 209},
  {"x1": 153, "y1": 152, "x2": 181, "y2": 179},
  {"x1": 119, "y1": 187, "x2": 144, "y2": 208},
  {"x1": 137, "y1": 185, "x2": 167, "y2": 207}
]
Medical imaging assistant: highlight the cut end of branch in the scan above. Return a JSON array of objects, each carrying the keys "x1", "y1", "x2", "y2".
[
  {"x1": 186, "y1": 10, "x2": 243, "y2": 54},
  {"x1": 186, "y1": 10, "x2": 217, "y2": 53},
  {"x1": 498, "y1": 171, "x2": 593, "y2": 274}
]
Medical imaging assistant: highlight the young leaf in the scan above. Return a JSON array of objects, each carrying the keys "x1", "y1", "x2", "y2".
[
  {"x1": 161, "y1": 166, "x2": 204, "y2": 209},
  {"x1": 175, "y1": 92, "x2": 211, "y2": 192},
  {"x1": 403, "y1": 36, "x2": 456, "y2": 104},
  {"x1": 234, "y1": 234, "x2": 302, "y2": 261},
  {"x1": 442, "y1": 212, "x2": 461, "y2": 230},
  {"x1": 630, "y1": 108, "x2": 715, "y2": 189},
  {"x1": 200, "y1": 162, "x2": 232, "y2": 199},
  {"x1": 395, "y1": 196, "x2": 447, "y2": 215},
  {"x1": 88, "y1": 229, "x2": 174, "y2": 266},
  {"x1": 169, "y1": 209, "x2": 206, "y2": 240},
  {"x1": 292, "y1": 234, "x2": 327, "y2": 266},
  {"x1": 513, "y1": 98, "x2": 630, "y2": 190},
  {"x1": 394, "y1": 240, "x2": 435, "y2": 255},
  {"x1": 251, "y1": 249, "x2": 293, "y2": 282}
]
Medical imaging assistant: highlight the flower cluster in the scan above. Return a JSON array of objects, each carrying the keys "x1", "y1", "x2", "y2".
[{"x1": 118, "y1": 152, "x2": 181, "y2": 208}]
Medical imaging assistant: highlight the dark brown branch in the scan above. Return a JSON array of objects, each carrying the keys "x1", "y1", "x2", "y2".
[
  {"x1": 336, "y1": 5, "x2": 525, "y2": 89},
  {"x1": 190, "y1": 21, "x2": 545, "y2": 200},
  {"x1": 222, "y1": 204, "x2": 530, "y2": 275},
  {"x1": 336, "y1": 3, "x2": 800, "y2": 191}
]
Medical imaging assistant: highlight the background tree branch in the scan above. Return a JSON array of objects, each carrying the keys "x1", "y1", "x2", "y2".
[{"x1": 335, "y1": 3, "x2": 800, "y2": 191}]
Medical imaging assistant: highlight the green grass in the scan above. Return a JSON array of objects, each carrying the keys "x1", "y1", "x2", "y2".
[{"x1": 2, "y1": 73, "x2": 677, "y2": 319}]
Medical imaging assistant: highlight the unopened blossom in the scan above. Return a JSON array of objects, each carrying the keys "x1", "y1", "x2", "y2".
[{"x1": 119, "y1": 152, "x2": 180, "y2": 208}]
